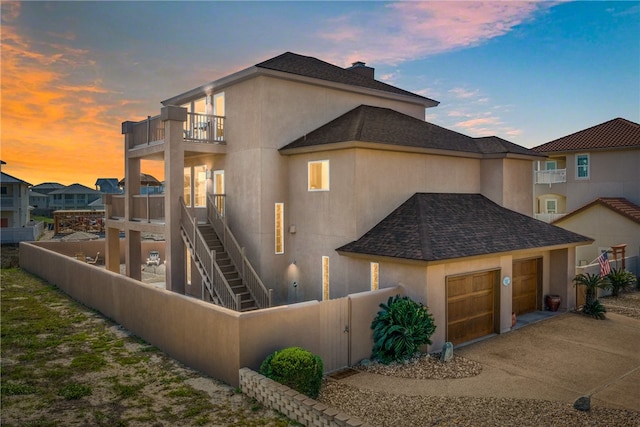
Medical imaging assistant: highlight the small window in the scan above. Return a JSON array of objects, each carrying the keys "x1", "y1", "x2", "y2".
[
  {"x1": 370, "y1": 262, "x2": 379, "y2": 291},
  {"x1": 275, "y1": 203, "x2": 284, "y2": 254},
  {"x1": 308, "y1": 160, "x2": 329, "y2": 191},
  {"x1": 546, "y1": 199, "x2": 557, "y2": 214},
  {"x1": 576, "y1": 154, "x2": 589, "y2": 179},
  {"x1": 545, "y1": 160, "x2": 557, "y2": 171},
  {"x1": 184, "y1": 167, "x2": 192, "y2": 207},
  {"x1": 322, "y1": 256, "x2": 330, "y2": 300}
]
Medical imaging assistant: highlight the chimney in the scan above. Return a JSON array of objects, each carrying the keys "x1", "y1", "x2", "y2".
[{"x1": 347, "y1": 61, "x2": 375, "y2": 79}]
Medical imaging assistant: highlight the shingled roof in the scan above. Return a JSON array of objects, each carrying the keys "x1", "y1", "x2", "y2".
[
  {"x1": 532, "y1": 118, "x2": 640, "y2": 153},
  {"x1": 280, "y1": 105, "x2": 544, "y2": 158},
  {"x1": 336, "y1": 193, "x2": 592, "y2": 262},
  {"x1": 256, "y1": 52, "x2": 435, "y2": 104},
  {"x1": 554, "y1": 197, "x2": 640, "y2": 225}
]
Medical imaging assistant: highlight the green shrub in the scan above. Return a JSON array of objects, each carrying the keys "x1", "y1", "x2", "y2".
[
  {"x1": 605, "y1": 268, "x2": 637, "y2": 297},
  {"x1": 259, "y1": 347, "x2": 323, "y2": 399},
  {"x1": 581, "y1": 299, "x2": 607, "y2": 320},
  {"x1": 371, "y1": 295, "x2": 436, "y2": 364}
]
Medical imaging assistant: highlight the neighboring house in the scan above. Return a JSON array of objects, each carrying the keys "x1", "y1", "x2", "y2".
[
  {"x1": 30, "y1": 182, "x2": 65, "y2": 216},
  {"x1": 1, "y1": 168, "x2": 44, "y2": 243},
  {"x1": 95, "y1": 178, "x2": 122, "y2": 194},
  {"x1": 118, "y1": 174, "x2": 164, "y2": 195},
  {"x1": 531, "y1": 118, "x2": 640, "y2": 223},
  {"x1": 49, "y1": 183, "x2": 103, "y2": 210},
  {"x1": 531, "y1": 118, "x2": 640, "y2": 266},
  {"x1": 105, "y1": 52, "x2": 591, "y2": 348},
  {"x1": 553, "y1": 197, "x2": 640, "y2": 268}
]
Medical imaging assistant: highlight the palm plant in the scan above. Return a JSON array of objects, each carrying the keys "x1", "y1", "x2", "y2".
[
  {"x1": 605, "y1": 268, "x2": 637, "y2": 297},
  {"x1": 573, "y1": 273, "x2": 608, "y2": 319}
]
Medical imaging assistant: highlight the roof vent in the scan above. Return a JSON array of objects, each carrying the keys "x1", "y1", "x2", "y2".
[{"x1": 347, "y1": 61, "x2": 374, "y2": 79}]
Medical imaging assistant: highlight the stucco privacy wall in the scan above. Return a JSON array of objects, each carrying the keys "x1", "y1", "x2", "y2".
[{"x1": 19, "y1": 241, "x2": 402, "y2": 387}]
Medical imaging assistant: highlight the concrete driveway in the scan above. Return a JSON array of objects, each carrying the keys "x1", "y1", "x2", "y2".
[{"x1": 339, "y1": 312, "x2": 640, "y2": 411}]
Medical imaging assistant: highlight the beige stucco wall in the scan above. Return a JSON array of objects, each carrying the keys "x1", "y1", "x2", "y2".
[
  {"x1": 534, "y1": 148, "x2": 640, "y2": 213},
  {"x1": 216, "y1": 75, "x2": 429, "y2": 304},
  {"x1": 555, "y1": 204, "x2": 640, "y2": 263},
  {"x1": 19, "y1": 241, "x2": 404, "y2": 387}
]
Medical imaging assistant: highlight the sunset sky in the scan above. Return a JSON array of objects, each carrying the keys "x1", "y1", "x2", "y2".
[{"x1": 1, "y1": 1, "x2": 638, "y2": 188}]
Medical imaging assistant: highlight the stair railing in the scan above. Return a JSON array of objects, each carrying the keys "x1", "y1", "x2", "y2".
[
  {"x1": 180, "y1": 197, "x2": 239, "y2": 310},
  {"x1": 207, "y1": 193, "x2": 273, "y2": 308}
]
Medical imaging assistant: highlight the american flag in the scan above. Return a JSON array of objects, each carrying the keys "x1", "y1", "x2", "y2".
[{"x1": 598, "y1": 252, "x2": 611, "y2": 277}]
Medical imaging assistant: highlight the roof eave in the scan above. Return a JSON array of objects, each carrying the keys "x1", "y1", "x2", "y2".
[{"x1": 279, "y1": 140, "x2": 484, "y2": 158}]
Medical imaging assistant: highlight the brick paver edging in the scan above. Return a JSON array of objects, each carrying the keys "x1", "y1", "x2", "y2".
[{"x1": 239, "y1": 368, "x2": 375, "y2": 427}]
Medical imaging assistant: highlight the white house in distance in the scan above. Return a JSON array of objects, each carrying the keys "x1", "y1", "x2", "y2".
[
  {"x1": 0, "y1": 162, "x2": 44, "y2": 243},
  {"x1": 105, "y1": 52, "x2": 591, "y2": 348},
  {"x1": 532, "y1": 118, "x2": 640, "y2": 268}
]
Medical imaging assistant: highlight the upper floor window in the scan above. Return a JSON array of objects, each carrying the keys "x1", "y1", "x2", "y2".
[
  {"x1": 308, "y1": 160, "x2": 329, "y2": 191},
  {"x1": 545, "y1": 160, "x2": 557, "y2": 171},
  {"x1": 576, "y1": 154, "x2": 589, "y2": 179}
]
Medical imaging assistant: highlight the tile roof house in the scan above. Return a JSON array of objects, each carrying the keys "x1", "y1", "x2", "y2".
[
  {"x1": 106, "y1": 52, "x2": 592, "y2": 348},
  {"x1": 531, "y1": 118, "x2": 640, "y2": 265}
]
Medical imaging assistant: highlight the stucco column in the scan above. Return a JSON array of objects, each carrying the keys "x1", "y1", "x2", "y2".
[
  {"x1": 124, "y1": 156, "x2": 141, "y2": 280},
  {"x1": 105, "y1": 226, "x2": 120, "y2": 273},
  {"x1": 162, "y1": 106, "x2": 187, "y2": 294}
]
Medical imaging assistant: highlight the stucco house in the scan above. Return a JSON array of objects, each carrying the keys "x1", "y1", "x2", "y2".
[
  {"x1": 105, "y1": 52, "x2": 591, "y2": 348},
  {"x1": 49, "y1": 183, "x2": 103, "y2": 211},
  {"x1": 1, "y1": 166, "x2": 44, "y2": 243},
  {"x1": 532, "y1": 118, "x2": 640, "y2": 266}
]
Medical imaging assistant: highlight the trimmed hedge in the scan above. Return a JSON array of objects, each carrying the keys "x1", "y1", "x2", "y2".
[{"x1": 259, "y1": 347, "x2": 324, "y2": 399}]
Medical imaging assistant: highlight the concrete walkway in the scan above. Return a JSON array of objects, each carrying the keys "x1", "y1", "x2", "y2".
[{"x1": 338, "y1": 312, "x2": 640, "y2": 411}]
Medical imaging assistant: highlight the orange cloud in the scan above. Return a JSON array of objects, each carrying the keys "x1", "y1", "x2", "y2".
[{"x1": 0, "y1": 6, "x2": 161, "y2": 187}]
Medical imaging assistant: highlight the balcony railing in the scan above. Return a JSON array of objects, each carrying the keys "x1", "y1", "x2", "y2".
[
  {"x1": 129, "y1": 115, "x2": 165, "y2": 149},
  {"x1": 127, "y1": 112, "x2": 225, "y2": 148},
  {"x1": 183, "y1": 112, "x2": 225, "y2": 143},
  {"x1": 535, "y1": 169, "x2": 566, "y2": 185},
  {"x1": 106, "y1": 194, "x2": 164, "y2": 222},
  {"x1": 534, "y1": 212, "x2": 566, "y2": 223}
]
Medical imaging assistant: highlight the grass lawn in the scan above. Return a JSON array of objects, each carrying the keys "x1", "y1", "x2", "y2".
[{"x1": 1, "y1": 267, "x2": 294, "y2": 426}]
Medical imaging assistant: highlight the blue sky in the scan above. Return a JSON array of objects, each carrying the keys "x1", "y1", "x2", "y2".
[{"x1": 2, "y1": 1, "x2": 638, "y2": 186}]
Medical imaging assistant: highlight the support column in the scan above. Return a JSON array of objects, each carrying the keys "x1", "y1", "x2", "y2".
[
  {"x1": 162, "y1": 105, "x2": 187, "y2": 294},
  {"x1": 105, "y1": 227, "x2": 120, "y2": 273},
  {"x1": 124, "y1": 155, "x2": 141, "y2": 280}
]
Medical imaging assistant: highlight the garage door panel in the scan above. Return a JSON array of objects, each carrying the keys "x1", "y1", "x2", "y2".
[
  {"x1": 447, "y1": 271, "x2": 496, "y2": 345},
  {"x1": 512, "y1": 259, "x2": 540, "y2": 315}
]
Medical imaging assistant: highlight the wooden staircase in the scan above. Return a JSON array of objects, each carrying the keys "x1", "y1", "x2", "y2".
[{"x1": 197, "y1": 224, "x2": 258, "y2": 311}]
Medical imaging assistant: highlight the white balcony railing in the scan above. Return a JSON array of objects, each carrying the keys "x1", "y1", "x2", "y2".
[
  {"x1": 534, "y1": 213, "x2": 566, "y2": 223},
  {"x1": 535, "y1": 169, "x2": 566, "y2": 184}
]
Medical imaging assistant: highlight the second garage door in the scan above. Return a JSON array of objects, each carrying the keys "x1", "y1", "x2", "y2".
[
  {"x1": 447, "y1": 271, "x2": 498, "y2": 345},
  {"x1": 512, "y1": 258, "x2": 541, "y2": 315}
]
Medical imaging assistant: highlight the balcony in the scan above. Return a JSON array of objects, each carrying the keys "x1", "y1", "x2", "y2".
[
  {"x1": 534, "y1": 212, "x2": 566, "y2": 223},
  {"x1": 127, "y1": 112, "x2": 225, "y2": 149},
  {"x1": 535, "y1": 169, "x2": 566, "y2": 185},
  {"x1": 108, "y1": 194, "x2": 164, "y2": 222}
]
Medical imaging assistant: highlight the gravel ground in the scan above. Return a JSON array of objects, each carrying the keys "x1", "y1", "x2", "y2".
[{"x1": 318, "y1": 290, "x2": 640, "y2": 427}]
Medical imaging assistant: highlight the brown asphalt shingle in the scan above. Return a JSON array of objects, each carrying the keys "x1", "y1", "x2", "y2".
[
  {"x1": 256, "y1": 52, "x2": 436, "y2": 104},
  {"x1": 280, "y1": 105, "x2": 545, "y2": 157},
  {"x1": 336, "y1": 193, "x2": 592, "y2": 262},
  {"x1": 532, "y1": 117, "x2": 640, "y2": 153}
]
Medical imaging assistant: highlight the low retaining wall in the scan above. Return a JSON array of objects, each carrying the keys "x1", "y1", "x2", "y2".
[
  {"x1": 19, "y1": 241, "x2": 402, "y2": 388},
  {"x1": 240, "y1": 368, "x2": 374, "y2": 427}
]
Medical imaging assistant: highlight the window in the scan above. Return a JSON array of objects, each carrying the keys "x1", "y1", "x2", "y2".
[
  {"x1": 213, "y1": 170, "x2": 225, "y2": 216},
  {"x1": 213, "y1": 92, "x2": 225, "y2": 140},
  {"x1": 194, "y1": 165, "x2": 207, "y2": 207},
  {"x1": 184, "y1": 167, "x2": 192, "y2": 207},
  {"x1": 370, "y1": 262, "x2": 379, "y2": 291},
  {"x1": 576, "y1": 154, "x2": 589, "y2": 179},
  {"x1": 322, "y1": 256, "x2": 330, "y2": 300},
  {"x1": 545, "y1": 160, "x2": 557, "y2": 171},
  {"x1": 546, "y1": 199, "x2": 557, "y2": 214},
  {"x1": 275, "y1": 203, "x2": 284, "y2": 254},
  {"x1": 308, "y1": 160, "x2": 329, "y2": 191}
]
